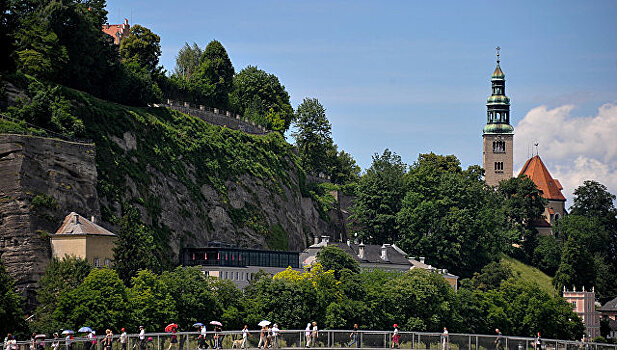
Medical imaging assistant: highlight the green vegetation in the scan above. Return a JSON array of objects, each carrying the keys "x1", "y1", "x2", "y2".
[
  {"x1": 501, "y1": 255, "x2": 555, "y2": 295},
  {"x1": 0, "y1": 260, "x2": 27, "y2": 337}
]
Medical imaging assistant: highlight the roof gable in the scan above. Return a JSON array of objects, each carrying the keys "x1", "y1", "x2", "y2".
[
  {"x1": 55, "y1": 212, "x2": 115, "y2": 236},
  {"x1": 518, "y1": 155, "x2": 566, "y2": 201}
]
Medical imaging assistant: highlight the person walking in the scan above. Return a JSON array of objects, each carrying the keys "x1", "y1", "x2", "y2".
[
  {"x1": 494, "y1": 329, "x2": 504, "y2": 350},
  {"x1": 391, "y1": 325, "x2": 400, "y2": 349},
  {"x1": 534, "y1": 332, "x2": 542, "y2": 350},
  {"x1": 103, "y1": 330, "x2": 113, "y2": 350},
  {"x1": 304, "y1": 324, "x2": 311, "y2": 348},
  {"x1": 198, "y1": 325, "x2": 207, "y2": 350},
  {"x1": 65, "y1": 334, "x2": 73, "y2": 350},
  {"x1": 51, "y1": 333, "x2": 60, "y2": 350},
  {"x1": 84, "y1": 331, "x2": 93, "y2": 350},
  {"x1": 310, "y1": 322, "x2": 318, "y2": 348},
  {"x1": 271, "y1": 324, "x2": 280, "y2": 349},
  {"x1": 119, "y1": 329, "x2": 127, "y2": 350},
  {"x1": 213, "y1": 326, "x2": 222, "y2": 350},
  {"x1": 241, "y1": 325, "x2": 249, "y2": 349},
  {"x1": 139, "y1": 326, "x2": 146, "y2": 350},
  {"x1": 168, "y1": 326, "x2": 178, "y2": 350},
  {"x1": 347, "y1": 324, "x2": 359, "y2": 348},
  {"x1": 258, "y1": 326, "x2": 266, "y2": 349},
  {"x1": 441, "y1": 328, "x2": 449, "y2": 350}
]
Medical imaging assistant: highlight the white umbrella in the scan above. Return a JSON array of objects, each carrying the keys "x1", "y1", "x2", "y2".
[
  {"x1": 209, "y1": 321, "x2": 222, "y2": 327},
  {"x1": 258, "y1": 320, "x2": 271, "y2": 327}
]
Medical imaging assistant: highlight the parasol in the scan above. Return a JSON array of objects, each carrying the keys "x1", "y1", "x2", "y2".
[{"x1": 258, "y1": 320, "x2": 271, "y2": 327}]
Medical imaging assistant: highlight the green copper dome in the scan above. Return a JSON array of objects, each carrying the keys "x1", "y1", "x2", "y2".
[
  {"x1": 483, "y1": 123, "x2": 514, "y2": 134},
  {"x1": 491, "y1": 64, "x2": 505, "y2": 80},
  {"x1": 487, "y1": 95, "x2": 510, "y2": 104}
]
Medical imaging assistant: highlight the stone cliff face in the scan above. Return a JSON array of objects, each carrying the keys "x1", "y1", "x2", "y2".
[{"x1": 0, "y1": 134, "x2": 99, "y2": 307}]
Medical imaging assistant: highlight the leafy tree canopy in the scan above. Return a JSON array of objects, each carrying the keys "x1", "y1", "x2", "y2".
[
  {"x1": 293, "y1": 97, "x2": 334, "y2": 175},
  {"x1": 316, "y1": 245, "x2": 360, "y2": 278},
  {"x1": 120, "y1": 24, "x2": 161, "y2": 74},
  {"x1": 173, "y1": 42, "x2": 202, "y2": 79},
  {"x1": 0, "y1": 260, "x2": 26, "y2": 337},
  {"x1": 194, "y1": 40, "x2": 234, "y2": 109}
]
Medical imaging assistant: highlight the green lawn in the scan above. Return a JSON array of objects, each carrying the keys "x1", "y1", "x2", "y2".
[{"x1": 501, "y1": 255, "x2": 556, "y2": 295}]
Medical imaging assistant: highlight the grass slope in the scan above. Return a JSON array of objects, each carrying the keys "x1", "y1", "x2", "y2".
[{"x1": 502, "y1": 255, "x2": 555, "y2": 295}]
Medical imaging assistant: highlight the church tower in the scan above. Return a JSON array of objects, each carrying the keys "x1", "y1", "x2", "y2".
[{"x1": 483, "y1": 47, "x2": 514, "y2": 187}]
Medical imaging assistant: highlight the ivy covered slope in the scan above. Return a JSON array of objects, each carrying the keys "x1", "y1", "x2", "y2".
[{"x1": 64, "y1": 87, "x2": 336, "y2": 263}]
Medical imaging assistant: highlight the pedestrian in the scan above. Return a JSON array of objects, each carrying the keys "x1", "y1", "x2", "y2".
[
  {"x1": 198, "y1": 325, "x2": 207, "y2": 350},
  {"x1": 304, "y1": 324, "x2": 311, "y2": 348},
  {"x1": 103, "y1": 330, "x2": 113, "y2": 350},
  {"x1": 241, "y1": 325, "x2": 249, "y2": 349},
  {"x1": 257, "y1": 326, "x2": 266, "y2": 349},
  {"x1": 92, "y1": 331, "x2": 98, "y2": 350},
  {"x1": 168, "y1": 325, "x2": 178, "y2": 350},
  {"x1": 213, "y1": 326, "x2": 221, "y2": 350},
  {"x1": 52, "y1": 333, "x2": 60, "y2": 350},
  {"x1": 391, "y1": 325, "x2": 399, "y2": 349},
  {"x1": 494, "y1": 329, "x2": 504, "y2": 350},
  {"x1": 3, "y1": 334, "x2": 9, "y2": 350},
  {"x1": 65, "y1": 334, "x2": 73, "y2": 350},
  {"x1": 310, "y1": 322, "x2": 318, "y2": 348},
  {"x1": 139, "y1": 326, "x2": 146, "y2": 350},
  {"x1": 264, "y1": 326, "x2": 272, "y2": 349},
  {"x1": 85, "y1": 331, "x2": 93, "y2": 350},
  {"x1": 347, "y1": 324, "x2": 359, "y2": 348},
  {"x1": 534, "y1": 332, "x2": 542, "y2": 350},
  {"x1": 29, "y1": 333, "x2": 37, "y2": 350},
  {"x1": 441, "y1": 328, "x2": 449, "y2": 350},
  {"x1": 119, "y1": 328, "x2": 127, "y2": 350},
  {"x1": 271, "y1": 324, "x2": 280, "y2": 349}
]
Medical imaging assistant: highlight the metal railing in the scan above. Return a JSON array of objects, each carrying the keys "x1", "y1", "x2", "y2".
[{"x1": 8, "y1": 330, "x2": 616, "y2": 350}]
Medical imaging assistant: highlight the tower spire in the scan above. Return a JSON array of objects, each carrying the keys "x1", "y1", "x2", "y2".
[{"x1": 496, "y1": 46, "x2": 501, "y2": 64}]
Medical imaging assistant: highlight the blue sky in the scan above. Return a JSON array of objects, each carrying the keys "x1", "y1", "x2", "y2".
[{"x1": 105, "y1": 0, "x2": 617, "y2": 201}]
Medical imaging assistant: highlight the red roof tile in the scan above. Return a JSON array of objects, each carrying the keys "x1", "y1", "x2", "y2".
[{"x1": 518, "y1": 155, "x2": 566, "y2": 201}]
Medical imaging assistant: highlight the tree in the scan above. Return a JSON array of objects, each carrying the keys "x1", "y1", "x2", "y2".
[
  {"x1": 328, "y1": 146, "x2": 360, "y2": 185},
  {"x1": 173, "y1": 42, "x2": 202, "y2": 79},
  {"x1": 13, "y1": 16, "x2": 68, "y2": 79},
  {"x1": 470, "y1": 261, "x2": 514, "y2": 291},
  {"x1": 0, "y1": 260, "x2": 26, "y2": 337},
  {"x1": 113, "y1": 206, "x2": 158, "y2": 284},
  {"x1": 532, "y1": 235, "x2": 562, "y2": 275},
  {"x1": 396, "y1": 154, "x2": 506, "y2": 276},
  {"x1": 53, "y1": 268, "x2": 128, "y2": 331},
  {"x1": 553, "y1": 216, "x2": 599, "y2": 291},
  {"x1": 229, "y1": 65, "x2": 294, "y2": 131},
  {"x1": 195, "y1": 40, "x2": 235, "y2": 108},
  {"x1": 127, "y1": 270, "x2": 176, "y2": 331},
  {"x1": 498, "y1": 176, "x2": 547, "y2": 261},
  {"x1": 316, "y1": 245, "x2": 360, "y2": 278},
  {"x1": 292, "y1": 98, "x2": 334, "y2": 174},
  {"x1": 33, "y1": 257, "x2": 92, "y2": 333},
  {"x1": 349, "y1": 149, "x2": 407, "y2": 244},
  {"x1": 160, "y1": 267, "x2": 220, "y2": 330},
  {"x1": 120, "y1": 25, "x2": 161, "y2": 74}
]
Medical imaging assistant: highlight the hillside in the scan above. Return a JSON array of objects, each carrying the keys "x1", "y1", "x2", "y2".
[
  {"x1": 0, "y1": 78, "x2": 346, "y2": 302},
  {"x1": 502, "y1": 255, "x2": 556, "y2": 295}
]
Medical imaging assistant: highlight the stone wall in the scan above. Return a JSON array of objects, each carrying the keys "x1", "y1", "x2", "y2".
[
  {"x1": 158, "y1": 101, "x2": 270, "y2": 135},
  {"x1": 0, "y1": 134, "x2": 99, "y2": 309}
]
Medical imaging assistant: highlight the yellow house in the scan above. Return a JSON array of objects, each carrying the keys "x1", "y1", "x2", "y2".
[{"x1": 51, "y1": 212, "x2": 117, "y2": 267}]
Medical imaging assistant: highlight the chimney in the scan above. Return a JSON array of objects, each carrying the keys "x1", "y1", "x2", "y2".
[
  {"x1": 90, "y1": 216, "x2": 95, "y2": 223},
  {"x1": 358, "y1": 243, "x2": 365, "y2": 260},
  {"x1": 346, "y1": 239, "x2": 350, "y2": 247},
  {"x1": 419, "y1": 256, "x2": 425, "y2": 264},
  {"x1": 381, "y1": 244, "x2": 390, "y2": 262},
  {"x1": 320, "y1": 236, "x2": 330, "y2": 245},
  {"x1": 313, "y1": 236, "x2": 319, "y2": 245}
]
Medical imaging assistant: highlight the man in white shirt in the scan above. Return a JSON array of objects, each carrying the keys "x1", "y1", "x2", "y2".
[
  {"x1": 139, "y1": 326, "x2": 146, "y2": 350},
  {"x1": 271, "y1": 324, "x2": 280, "y2": 349},
  {"x1": 311, "y1": 322, "x2": 318, "y2": 347},
  {"x1": 120, "y1": 329, "x2": 128, "y2": 350},
  {"x1": 241, "y1": 326, "x2": 249, "y2": 349}
]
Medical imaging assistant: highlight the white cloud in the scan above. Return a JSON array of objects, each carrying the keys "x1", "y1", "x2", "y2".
[{"x1": 514, "y1": 103, "x2": 617, "y2": 206}]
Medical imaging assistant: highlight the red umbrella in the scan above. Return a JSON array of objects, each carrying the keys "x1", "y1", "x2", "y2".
[{"x1": 165, "y1": 324, "x2": 178, "y2": 333}]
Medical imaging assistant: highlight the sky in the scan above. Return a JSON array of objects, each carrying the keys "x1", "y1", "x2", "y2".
[{"x1": 105, "y1": 0, "x2": 617, "y2": 205}]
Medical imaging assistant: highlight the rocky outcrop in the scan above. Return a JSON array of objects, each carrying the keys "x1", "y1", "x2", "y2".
[{"x1": 0, "y1": 134, "x2": 99, "y2": 307}]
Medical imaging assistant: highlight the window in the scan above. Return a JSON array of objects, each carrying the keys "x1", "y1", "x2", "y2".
[
  {"x1": 93, "y1": 258, "x2": 101, "y2": 268},
  {"x1": 495, "y1": 162, "x2": 504, "y2": 173},
  {"x1": 104, "y1": 258, "x2": 111, "y2": 266},
  {"x1": 493, "y1": 141, "x2": 505, "y2": 153}
]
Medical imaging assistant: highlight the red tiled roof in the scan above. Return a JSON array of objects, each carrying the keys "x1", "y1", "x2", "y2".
[{"x1": 518, "y1": 155, "x2": 566, "y2": 201}]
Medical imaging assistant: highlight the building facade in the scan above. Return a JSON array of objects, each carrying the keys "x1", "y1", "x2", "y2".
[
  {"x1": 182, "y1": 244, "x2": 300, "y2": 288},
  {"x1": 518, "y1": 155, "x2": 567, "y2": 235},
  {"x1": 483, "y1": 49, "x2": 514, "y2": 187},
  {"x1": 50, "y1": 212, "x2": 117, "y2": 267},
  {"x1": 102, "y1": 19, "x2": 130, "y2": 45},
  {"x1": 563, "y1": 287, "x2": 601, "y2": 339}
]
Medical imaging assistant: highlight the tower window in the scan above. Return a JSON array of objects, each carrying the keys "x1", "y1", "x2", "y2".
[
  {"x1": 494, "y1": 162, "x2": 504, "y2": 173},
  {"x1": 492, "y1": 141, "x2": 505, "y2": 153}
]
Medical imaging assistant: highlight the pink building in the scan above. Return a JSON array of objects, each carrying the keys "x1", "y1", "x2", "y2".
[{"x1": 563, "y1": 287, "x2": 600, "y2": 339}]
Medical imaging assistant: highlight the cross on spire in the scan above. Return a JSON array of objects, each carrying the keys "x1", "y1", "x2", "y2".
[{"x1": 496, "y1": 46, "x2": 501, "y2": 63}]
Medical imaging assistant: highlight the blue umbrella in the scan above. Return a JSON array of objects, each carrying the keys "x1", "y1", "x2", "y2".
[
  {"x1": 61, "y1": 330, "x2": 74, "y2": 335},
  {"x1": 193, "y1": 323, "x2": 204, "y2": 328},
  {"x1": 78, "y1": 327, "x2": 93, "y2": 333}
]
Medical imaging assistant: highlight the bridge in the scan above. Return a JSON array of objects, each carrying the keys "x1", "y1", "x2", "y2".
[{"x1": 16, "y1": 330, "x2": 616, "y2": 350}]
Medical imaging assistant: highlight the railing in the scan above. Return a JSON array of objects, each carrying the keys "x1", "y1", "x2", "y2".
[
  {"x1": 9, "y1": 330, "x2": 616, "y2": 350},
  {"x1": 154, "y1": 100, "x2": 271, "y2": 136}
]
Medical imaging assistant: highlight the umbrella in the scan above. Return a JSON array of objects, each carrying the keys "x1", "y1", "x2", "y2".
[
  {"x1": 209, "y1": 321, "x2": 222, "y2": 327},
  {"x1": 165, "y1": 324, "x2": 178, "y2": 333},
  {"x1": 193, "y1": 323, "x2": 204, "y2": 328},
  {"x1": 78, "y1": 327, "x2": 93, "y2": 333},
  {"x1": 258, "y1": 320, "x2": 271, "y2": 327},
  {"x1": 35, "y1": 335, "x2": 46, "y2": 339},
  {"x1": 61, "y1": 330, "x2": 74, "y2": 335}
]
